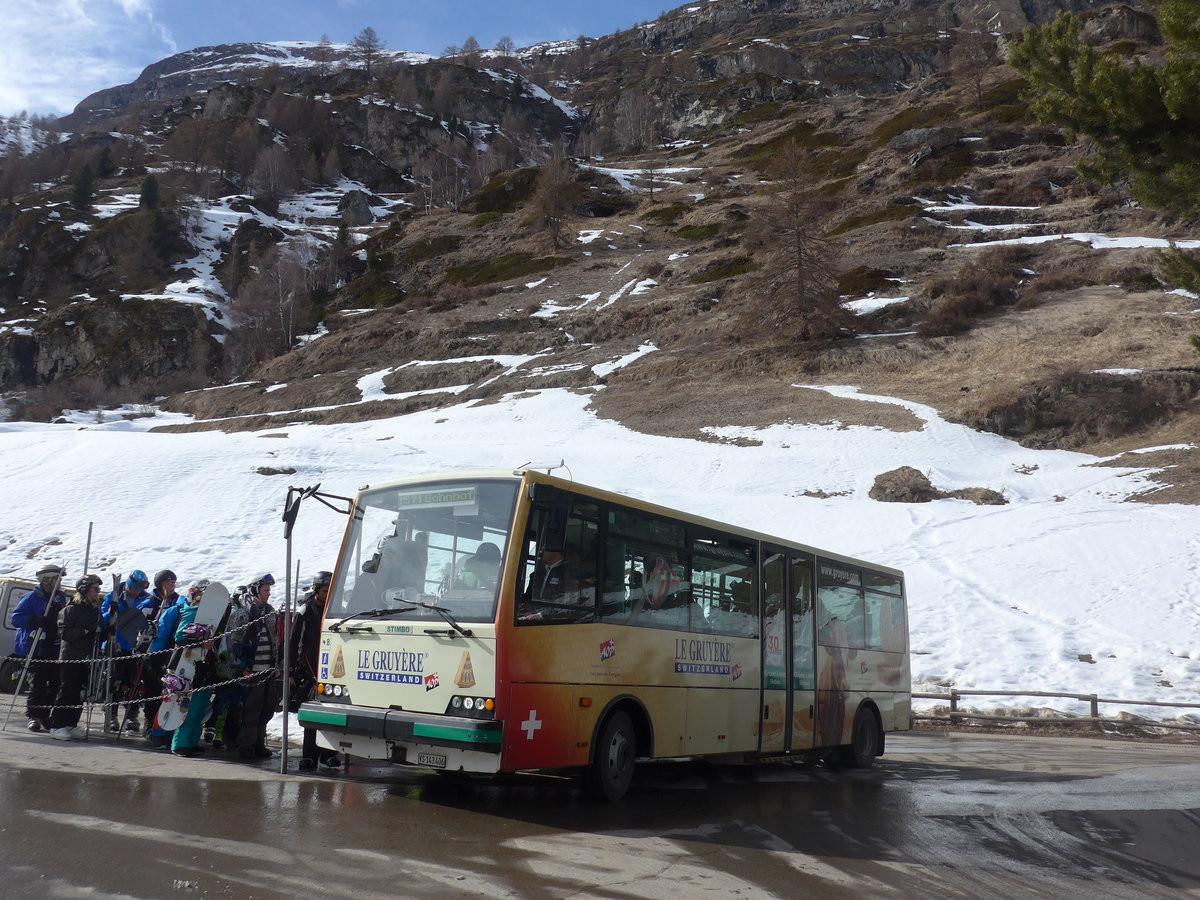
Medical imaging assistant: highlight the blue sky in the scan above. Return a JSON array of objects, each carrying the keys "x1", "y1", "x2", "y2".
[{"x1": 1, "y1": 0, "x2": 675, "y2": 117}]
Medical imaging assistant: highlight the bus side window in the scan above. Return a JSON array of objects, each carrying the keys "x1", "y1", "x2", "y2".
[
  {"x1": 818, "y1": 583, "x2": 865, "y2": 648},
  {"x1": 516, "y1": 500, "x2": 598, "y2": 625}
]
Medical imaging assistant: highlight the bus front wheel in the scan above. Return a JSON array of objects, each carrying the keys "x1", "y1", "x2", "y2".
[
  {"x1": 586, "y1": 710, "x2": 636, "y2": 801},
  {"x1": 837, "y1": 706, "x2": 880, "y2": 769}
]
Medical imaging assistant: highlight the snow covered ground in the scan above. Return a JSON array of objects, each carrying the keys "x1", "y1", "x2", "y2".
[{"x1": 1, "y1": 381, "x2": 1197, "y2": 726}]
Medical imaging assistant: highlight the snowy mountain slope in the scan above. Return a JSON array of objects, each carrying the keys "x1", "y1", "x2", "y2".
[{"x1": 1, "y1": 383, "x2": 1196, "y2": 724}]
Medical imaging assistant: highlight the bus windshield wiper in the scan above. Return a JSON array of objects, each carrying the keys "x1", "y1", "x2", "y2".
[
  {"x1": 328, "y1": 607, "x2": 411, "y2": 633},
  {"x1": 404, "y1": 600, "x2": 474, "y2": 638}
]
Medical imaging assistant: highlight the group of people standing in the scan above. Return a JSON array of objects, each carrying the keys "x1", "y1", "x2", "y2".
[{"x1": 9, "y1": 564, "x2": 341, "y2": 771}]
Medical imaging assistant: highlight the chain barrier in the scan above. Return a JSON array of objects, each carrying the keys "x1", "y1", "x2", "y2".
[
  {"x1": 20, "y1": 667, "x2": 284, "y2": 715},
  {"x1": 22, "y1": 615, "x2": 261, "y2": 668},
  {"x1": 14, "y1": 615, "x2": 291, "y2": 716}
]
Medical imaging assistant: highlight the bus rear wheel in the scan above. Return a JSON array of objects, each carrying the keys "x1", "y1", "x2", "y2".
[
  {"x1": 586, "y1": 710, "x2": 636, "y2": 801},
  {"x1": 837, "y1": 706, "x2": 880, "y2": 769}
]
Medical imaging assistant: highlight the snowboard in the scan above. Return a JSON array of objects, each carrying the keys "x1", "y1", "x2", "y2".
[{"x1": 154, "y1": 582, "x2": 230, "y2": 732}]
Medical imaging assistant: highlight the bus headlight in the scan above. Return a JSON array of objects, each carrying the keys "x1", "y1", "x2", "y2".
[{"x1": 445, "y1": 696, "x2": 495, "y2": 719}]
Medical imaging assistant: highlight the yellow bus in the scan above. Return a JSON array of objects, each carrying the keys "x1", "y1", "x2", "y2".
[{"x1": 299, "y1": 468, "x2": 910, "y2": 799}]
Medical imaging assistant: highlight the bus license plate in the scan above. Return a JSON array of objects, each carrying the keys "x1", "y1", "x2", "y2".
[{"x1": 417, "y1": 752, "x2": 447, "y2": 769}]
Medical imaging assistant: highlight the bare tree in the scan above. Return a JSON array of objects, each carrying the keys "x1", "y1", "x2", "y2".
[
  {"x1": 250, "y1": 145, "x2": 299, "y2": 209},
  {"x1": 432, "y1": 69, "x2": 459, "y2": 118},
  {"x1": 531, "y1": 149, "x2": 579, "y2": 249},
  {"x1": 461, "y1": 36, "x2": 481, "y2": 67},
  {"x1": 314, "y1": 34, "x2": 333, "y2": 79},
  {"x1": 641, "y1": 124, "x2": 666, "y2": 204},
  {"x1": 495, "y1": 36, "x2": 516, "y2": 66},
  {"x1": 745, "y1": 140, "x2": 851, "y2": 343},
  {"x1": 352, "y1": 26, "x2": 386, "y2": 79},
  {"x1": 412, "y1": 139, "x2": 474, "y2": 212},
  {"x1": 951, "y1": 29, "x2": 1002, "y2": 107},
  {"x1": 229, "y1": 242, "x2": 314, "y2": 372},
  {"x1": 615, "y1": 90, "x2": 661, "y2": 152}
]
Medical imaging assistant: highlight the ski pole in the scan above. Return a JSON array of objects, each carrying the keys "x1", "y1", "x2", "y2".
[
  {"x1": 103, "y1": 575, "x2": 121, "y2": 733},
  {"x1": 83, "y1": 608, "x2": 104, "y2": 741}
]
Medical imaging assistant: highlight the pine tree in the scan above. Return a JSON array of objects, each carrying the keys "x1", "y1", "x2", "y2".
[
  {"x1": 95, "y1": 146, "x2": 116, "y2": 178},
  {"x1": 1008, "y1": 3, "x2": 1200, "y2": 213},
  {"x1": 70, "y1": 164, "x2": 96, "y2": 211},
  {"x1": 139, "y1": 174, "x2": 160, "y2": 208}
]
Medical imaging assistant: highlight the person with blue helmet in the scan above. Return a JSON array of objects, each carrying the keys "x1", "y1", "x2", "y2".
[
  {"x1": 100, "y1": 569, "x2": 155, "y2": 733},
  {"x1": 170, "y1": 581, "x2": 218, "y2": 758},
  {"x1": 139, "y1": 569, "x2": 182, "y2": 737},
  {"x1": 144, "y1": 580, "x2": 195, "y2": 749}
]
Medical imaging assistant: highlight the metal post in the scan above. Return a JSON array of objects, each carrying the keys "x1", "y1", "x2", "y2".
[
  {"x1": 83, "y1": 523, "x2": 93, "y2": 576},
  {"x1": 279, "y1": 547, "x2": 297, "y2": 776}
]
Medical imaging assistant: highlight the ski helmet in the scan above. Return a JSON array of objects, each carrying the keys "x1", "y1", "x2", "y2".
[
  {"x1": 75, "y1": 574, "x2": 102, "y2": 593},
  {"x1": 163, "y1": 672, "x2": 191, "y2": 694},
  {"x1": 153, "y1": 569, "x2": 177, "y2": 588},
  {"x1": 127, "y1": 570, "x2": 150, "y2": 591},
  {"x1": 179, "y1": 623, "x2": 212, "y2": 644},
  {"x1": 36, "y1": 563, "x2": 64, "y2": 582},
  {"x1": 312, "y1": 570, "x2": 333, "y2": 589},
  {"x1": 186, "y1": 578, "x2": 210, "y2": 601},
  {"x1": 248, "y1": 573, "x2": 275, "y2": 593}
]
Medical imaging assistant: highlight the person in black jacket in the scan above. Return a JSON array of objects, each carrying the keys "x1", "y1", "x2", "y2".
[
  {"x1": 290, "y1": 571, "x2": 341, "y2": 771},
  {"x1": 49, "y1": 574, "x2": 103, "y2": 741}
]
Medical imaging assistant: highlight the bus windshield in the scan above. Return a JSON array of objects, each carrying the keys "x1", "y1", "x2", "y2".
[{"x1": 331, "y1": 478, "x2": 519, "y2": 623}]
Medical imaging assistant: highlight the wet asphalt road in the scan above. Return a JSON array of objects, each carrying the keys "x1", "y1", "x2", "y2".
[{"x1": 0, "y1": 703, "x2": 1198, "y2": 899}]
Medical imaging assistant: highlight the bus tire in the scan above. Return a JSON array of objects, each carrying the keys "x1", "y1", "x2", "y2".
[
  {"x1": 586, "y1": 710, "x2": 636, "y2": 801},
  {"x1": 838, "y1": 706, "x2": 880, "y2": 769}
]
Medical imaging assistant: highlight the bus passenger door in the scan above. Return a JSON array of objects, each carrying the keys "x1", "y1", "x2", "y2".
[
  {"x1": 760, "y1": 549, "x2": 788, "y2": 753},
  {"x1": 760, "y1": 549, "x2": 816, "y2": 754},
  {"x1": 788, "y1": 554, "x2": 816, "y2": 751}
]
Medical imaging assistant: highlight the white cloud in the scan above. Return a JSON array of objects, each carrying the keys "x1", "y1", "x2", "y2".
[{"x1": 0, "y1": 0, "x2": 177, "y2": 116}]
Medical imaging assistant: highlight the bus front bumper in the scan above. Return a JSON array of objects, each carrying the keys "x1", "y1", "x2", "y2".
[{"x1": 298, "y1": 701, "x2": 503, "y2": 773}]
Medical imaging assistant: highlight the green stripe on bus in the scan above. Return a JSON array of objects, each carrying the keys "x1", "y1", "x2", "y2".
[
  {"x1": 298, "y1": 709, "x2": 349, "y2": 727},
  {"x1": 413, "y1": 723, "x2": 501, "y2": 744}
]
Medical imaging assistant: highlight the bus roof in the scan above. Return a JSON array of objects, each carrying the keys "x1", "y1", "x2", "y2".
[{"x1": 358, "y1": 468, "x2": 903, "y2": 579}]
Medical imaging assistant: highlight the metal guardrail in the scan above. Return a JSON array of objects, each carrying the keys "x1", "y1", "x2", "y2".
[{"x1": 913, "y1": 689, "x2": 1200, "y2": 734}]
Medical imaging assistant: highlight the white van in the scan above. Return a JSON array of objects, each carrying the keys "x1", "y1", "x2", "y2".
[{"x1": 1, "y1": 578, "x2": 78, "y2": 693}]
